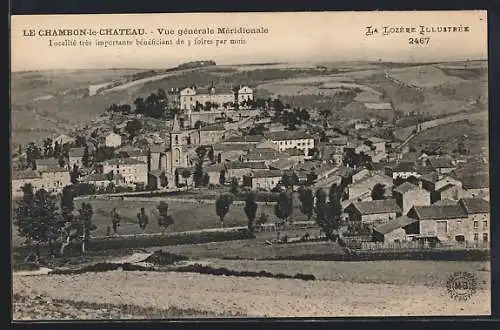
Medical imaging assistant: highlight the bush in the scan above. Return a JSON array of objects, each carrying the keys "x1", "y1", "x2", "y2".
[
  {"x1": 265, "y1": 249, "x2": 490, "y2": 262},
  {"x1": 172, "y1": 263, "x2": 316, "y2": 281},
  {"x1": 145, "y1": 250, "x2": 189, "y2": 265},
  {"x1": 12, "y1": 262, "x2": 40, "y2": 272}
]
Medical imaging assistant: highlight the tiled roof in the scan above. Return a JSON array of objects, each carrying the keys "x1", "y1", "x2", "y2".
[
  {"x1": 428, "y1": 157, "x2": 454, "y2": 169},
  {"x1": 69, "y1": 147, "x2": 86, "y2": 158},
  {"x1": 393, "y1": 182, "x2": 419, "y2": 194},
  {"x1": 36, "y1": 158, "x2": 59, "y2": 166},
  {"x1": 348, "y1": 199, "x2": 401, "y2": 215},
  {"x1": 12, "y1": 170, "x2": 42, "y2": 180},
  {"x1": 245, "y1": 149, "x2": 280, "y2": 161},
  {"x1": 222, "y1": 135, "x2": 264, "y2": 143},
  {"x1": 284, "y1": 148, "x2": 305, "y2": 156},
  {"x1": 249, "y1": 170, "x2": 283, "y2": 178},
  {"x1": 459, "y1": 198, "x2": 489, "y2": 214},
  {"x1": 432, "y1": 199, "x2": 457, "y2": 206},
  {"x1": 199, "y1": 124, "x2": 226, "y2": 132},
  {"x1": 420, "y1": 172, "x2": 440, "y2": 183},
  {"x1": 40, "y1": 166, "x2": 68, "y2": 173},
  {"x1": 374, "y1": 216, "x2": 418, "y2": 234},
  {"x1": 228, "y1": 161, "x2": 267, "y2": 170},
  {"x1": 410, "y1": 205, "x2": 468, "y2": 220},
  {"x1": 264, "y1": 131, "x2": 313, "y2": 141},
  {"x1": 81, "y1": 173, "x2": 109, "y2": 182},
  {"x1": 387, "y1": 161, "x2": 417, "y2": 173},
  {"x1": 436, "y1": 183, "x2": 457, "y2": 193},
  {"x1": 269, "y1": 158, "x2": 299, "y2": 170},
  {"x1": 103, "y1": 158, "x2": 146, "y2": 165}
]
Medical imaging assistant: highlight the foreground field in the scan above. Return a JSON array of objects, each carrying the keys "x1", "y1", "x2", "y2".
[
  {"x1": 13, "y1": 269, "x2": 490, "y2": 318},
  {"x1": 203, "y1": 260, "x2": 490, "y2": 288}
]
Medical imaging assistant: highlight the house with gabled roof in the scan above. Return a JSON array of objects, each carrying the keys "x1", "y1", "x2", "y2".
[
  {"x1": 407, "y1": 197, "x2": 490, "y2": 244},
  {"x1": 393, "y1": 182, "x2": 431, "y2": 215},
  {"x1": 345, "y1": 199, "x2": 402, "y2": 226},
  {"x1": 372, "y1": 215, "x2": 419, "y2": 243}
]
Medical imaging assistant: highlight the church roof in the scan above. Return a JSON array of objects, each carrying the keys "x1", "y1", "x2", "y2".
[{"x1": 171, "y1": 115, "x2": 182, "y2": 133}]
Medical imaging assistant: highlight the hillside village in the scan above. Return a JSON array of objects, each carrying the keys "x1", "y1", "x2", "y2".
[{"x1": 11, "y1": 77, "x2": 490, "y2": 250}]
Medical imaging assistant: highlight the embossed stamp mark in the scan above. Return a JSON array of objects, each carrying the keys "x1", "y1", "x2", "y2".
[{"x1": 446, "y1": 272, "x2": 478, "y2": 301}]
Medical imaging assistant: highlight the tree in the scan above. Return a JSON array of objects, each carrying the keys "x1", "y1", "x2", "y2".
[
  {"x1": 215, "y1": 194, "x2": 233, "y2": 228},
  {"x1": 371, "y1": 183, "x2": 386, "y2": 201},
  {"x1": 125, "y1": 119, "x2": 143, "y2": 140},
  {"x1": 256, "y1": 212, "x2": 268, "y2": 231},
  {"x1": 70, "y1": 164, "x2": 80, "y2": 184},
  {"x1": 193, "y1": 157, "x2": 204, "y2": 188},
  {"x1": 274, "y1": 190, "x2": 293, "y2": 240},
  {"x1": 137, "y1": 207, "x2": 149, "y2": 230},
  {"x1": 314, "y1": 188, "x2": 328, "y2": 234},
  {"x1": 217, "y1": 153, "x2": 222, "y2": 163},
  {"x1": 134, "y1": 97, "x2": 146, "y2": 114},
  {"x1": 230, "y1": 177, "x2": 239, "y2": 195},
  {"x1": 407, "y1": 175, "x2": 419, "y2": 186},
  {"x1": 53, "y1": 141, "x2": 62, "y2": 159},
  {"x1": 298, "y1": 187, "x2": 314, "y2": 221},
  {"x1": 207, "y1": 148, "x2": 215, "y2": 163},
  {"x1": 181, "y1": 168, "x2": 192, "y2": 189},
  {"x1": 61, "y1": 185, "x2": 74, "y2": 225},
  {"x1": 111, "y1": 207, "x2": 121, "y2": 234},
  {"x1": 156, "y1": 201, "x2": 174, "y2": 231},
  {"x1": 203, "y1": 173, "x2": 210, "y2": 187},
  {"x1": 15, "y1": 186, "x2": 61, "y2": 258},
  {"x1": 306, "y1": 171, "x2": 318, "y2": 186},
  {"x1": 43, "y1": 138, "x2": 54, "y2": 158},
  {"x1": 157, "y1": 88, "x2": 167, "y2": 100},
  {"x1": 219, "y1": 169, "x2": 226, "y2": 185},
  {"x1": 244, "y1": 192, "x2": 258, "y2": 233},
  {"x1": 393, "y1": 176, "x2": 405, "y2": 187},
  {"x1": 319, "y1": 183, "x2": 344, "y2": 242},
  {"x1": 77, "y1": 202, "x2": 96, "y2": 253},
  {"x1": 82, "y1": 145, "x2": 90, "y2": 168}
]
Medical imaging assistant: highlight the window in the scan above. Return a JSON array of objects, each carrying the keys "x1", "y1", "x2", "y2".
[
  {"x1": 483, "y1": 221, "x2": 488, "y2": 230},
  {"x1": 483, "y1": 233, "x2": 488, "y2": 242},
  {"x1": 473, "y1": 221, "x2": 478, "y2": 229},
  {"x1": 474, "y1": 233, "x2": 479, "y2": 241}
]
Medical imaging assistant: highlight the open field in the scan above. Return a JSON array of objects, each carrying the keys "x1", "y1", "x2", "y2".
[
  {"x1": 205, "y1": 259, "x2": 490, "y2": 288},
  {"x1": 13, "y1": 268, "x2": 490, "y2": 318},
  {"x1": 165, "y1": 239, "x2": 341, "y2": 260},
  {"x1": 408, "y1": 116, "x2": 489, "y2": 156}
]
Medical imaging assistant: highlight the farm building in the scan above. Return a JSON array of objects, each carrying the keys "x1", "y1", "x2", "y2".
[
  {"x1": 35, "y1": 158, "x2": 61, "y2": 171},
  {"x1": 407, "y1": 198, "x2": 489, "y2": 245},
  {"x1": 372, "y1": 216, "x2": 419, "y2": 243},
  {"x1": 393, "y1": 182, "x2": 431, "y2": 215},
  {"x1": 345, "y1": 199, "x2": 402, "y2": 226},
  {"x1": 243, "y1": 170, "x2": 282, "y2": 191}
]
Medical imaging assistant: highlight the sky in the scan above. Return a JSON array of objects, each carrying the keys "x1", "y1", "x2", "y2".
[{"x1": 11, "y1": 11, "x2": 488, "y2": 71}]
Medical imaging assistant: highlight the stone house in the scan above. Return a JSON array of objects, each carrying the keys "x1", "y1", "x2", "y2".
[
  {"x1": 407, "y1": 197, "x2": 489, "y2": 244},
  {"x1": 68, "y1": 147, "x2": 86, "y2": 169},
  {"x1": 242, "y1": 170, "x2": 283, "y2": 191},
  {"x1": 393, "y1": 182, "x2": 431, "y2": 215},
  {"x1": 427, "y1": 157, "x2": 456, "y2": 175},
  {"x1": 102, "y1": 158, "x2": 148, "y2": 186},
  {"x1": 264, "y1": 131, "x2": 315, "y2": 156},
  {"x1": 35, "y1": 158, "x2": 61, "y2": 171},
  {"x1": 372, "y1": 215, "x2": 419, "y2": 243},
  {"x1": 345, "y1": 199, "x2": 402, "y2": 226},
  {"x1": 226, "y1": 161, "x2": 267, "y2": 184},
  {"x1": 12, "y1": 167, "x2": 71, "y2": 197}
]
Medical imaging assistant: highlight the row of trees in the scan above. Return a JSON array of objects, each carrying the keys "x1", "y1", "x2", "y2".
[{"x1": 214, "y1": 181, "x2": 347, "y2": 243}]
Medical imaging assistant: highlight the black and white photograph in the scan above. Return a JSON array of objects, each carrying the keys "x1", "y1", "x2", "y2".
[{"x1": 10, "y1": 11, "x2": 491, "y2": 319}]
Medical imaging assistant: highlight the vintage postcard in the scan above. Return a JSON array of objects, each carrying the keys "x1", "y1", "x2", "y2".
[{"x1": 10, "y1": 11, "x2": 490, "y2": 319}]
